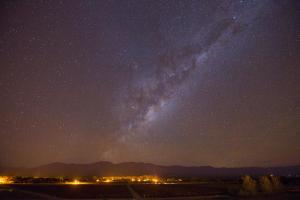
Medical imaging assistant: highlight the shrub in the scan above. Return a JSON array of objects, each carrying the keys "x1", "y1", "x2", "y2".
[
  {"x1": 270, "y1": 175, "x2": 283, "y2": 191},
  {"x1": 259, "y1": 176, "x2": 273, "y2": 193},
  {"x1": 239, "y1": 175, "x2": 257, "y2": 196}
]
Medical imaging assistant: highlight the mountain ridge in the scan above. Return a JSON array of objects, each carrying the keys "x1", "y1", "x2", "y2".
[{"x1": 1, "y1": 161, "x2": 299, "y2": 177}]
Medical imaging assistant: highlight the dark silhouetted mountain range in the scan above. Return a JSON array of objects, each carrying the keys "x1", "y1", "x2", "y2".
[{"x1": 1, "y1": 162, "x2": 299, "y2": 177}]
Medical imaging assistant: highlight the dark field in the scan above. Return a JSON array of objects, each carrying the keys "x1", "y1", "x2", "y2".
[
  {"x1": 1, "y1": 183, "x2": 300, "y2": 199},
  {"x1": 1, "y1": 184, "x2": 132, "y2": 199},
  {"x1": 0, "y1": 187, "x2": 45, "y2": 199},
  {"x1": 131, "y1": 183, "x2": 228, "y2": 198}
]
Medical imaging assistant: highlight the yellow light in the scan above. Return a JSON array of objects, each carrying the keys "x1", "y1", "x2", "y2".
[
  {"x1": 0, "y1": 176, "x2": 13, "y2": 184},
  {"x1": 152, "y1": 178, "x2": 158, "y2": 183},
  {"x1": 96, "y1": 179, "x2": 100, "y2": 182},
  {"x1": 66, "y1": 179, "x2": 81, "y2": 185}
]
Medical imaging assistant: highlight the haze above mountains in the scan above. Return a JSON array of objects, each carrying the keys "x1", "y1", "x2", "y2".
[{"x1": 1, "y1": 162, "x2": 299, "y2": 177}]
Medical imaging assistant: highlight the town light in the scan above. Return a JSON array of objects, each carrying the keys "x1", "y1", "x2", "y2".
[
  {"x1": 152, "y1": 178, "x2": 159, "y2": 183},
  {"x1": 0, "y1": 176, "x2": 13, "y2": 184},
  {"x1": 66, "y1": 179, "x2": 81, "y2": 185},
  {"x1": 104, "y1": 179, "x2": 112, "y2": 183}
]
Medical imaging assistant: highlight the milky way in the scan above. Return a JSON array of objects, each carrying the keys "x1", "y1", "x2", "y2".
[{"x1": 115, "y1": 1, "x2": 268, "y2": 140}]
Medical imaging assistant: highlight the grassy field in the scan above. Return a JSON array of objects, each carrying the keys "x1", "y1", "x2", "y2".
[{"x1": 131, "y1": 183, "x2": 228, "y2": 198}]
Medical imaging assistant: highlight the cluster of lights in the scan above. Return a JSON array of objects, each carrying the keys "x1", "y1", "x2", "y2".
[
  {"x1": 66, "y1": 179, "x2": 85, "y2": 185},
  {"x1": 65, "y1": 177, "x2": 161, "y2": 184},
  {"x1": 152, "y1": 178, "x2": 159, "y2": 183},
  {"x1": 0, "y1": 175, "x2": 175, "y2": 185},
  {"x1": 103, "y1": 179, "x2": 112, "y2": 183},
  {"x1": 71, "y1": 179, "x2": 80, "y2": 185},
  {"x1": 101, "y1": 176, "x2": 161, "y2": 183},
  {"x1": 0, "y1": 176, "x2": 13, "y2": 184}
]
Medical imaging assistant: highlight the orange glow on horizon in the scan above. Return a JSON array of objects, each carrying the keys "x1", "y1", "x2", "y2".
[
  {"x1": 66, "y1": 179, "x2": 83, "y2": 185},
  {"x1": 0, "y1": 176, "x2": 13, "y2": 184}
]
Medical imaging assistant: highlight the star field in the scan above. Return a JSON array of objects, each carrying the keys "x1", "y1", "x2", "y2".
[{"x1": 0, "y1": 0, "x2": 299, "y2": 167}]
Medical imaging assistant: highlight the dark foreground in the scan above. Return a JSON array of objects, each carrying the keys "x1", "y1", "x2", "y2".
[{"x1": 0, "y1": 183, "x2": 300, "y2": 200}]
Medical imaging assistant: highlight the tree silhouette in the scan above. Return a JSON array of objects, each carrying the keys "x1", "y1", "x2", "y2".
[
  {"x1": 270, "y1": 175, "x2": 283, "y2": 191},
  {"x1": 259, "y1": 175, "x2": 273, "y2": 193},
  {"x1": 240, "y1": 175, "x2": 257, "y2": 196}
]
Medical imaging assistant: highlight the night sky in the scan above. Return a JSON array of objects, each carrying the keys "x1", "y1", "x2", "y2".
[{"x1": 0, "y1": 0, "x2": 299, "y2": 168}]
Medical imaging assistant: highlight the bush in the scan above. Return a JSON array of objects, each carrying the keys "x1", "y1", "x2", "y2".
[
  {"x1": 270, "y1": 175, "x2": 283, "y2": 191},
  {"x1": 259, "y1": 176, "x2": 273, "y2": 193},
  {"x1": 239, "y1": 175, "x2": 257, "y2": 196}
]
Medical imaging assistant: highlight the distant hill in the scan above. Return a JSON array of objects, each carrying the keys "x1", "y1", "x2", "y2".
[{"x1": 1, "y1": 162, "x2": 299, "y2": 177}]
